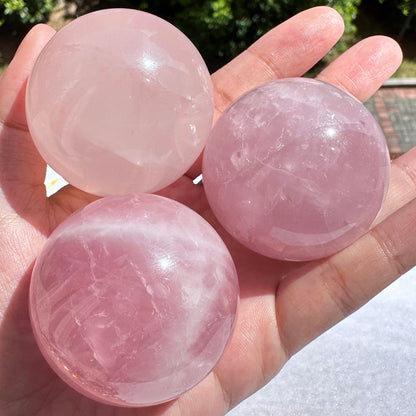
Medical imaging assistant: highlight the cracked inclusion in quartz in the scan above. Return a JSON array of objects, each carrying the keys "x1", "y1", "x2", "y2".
[
  {"x1": 26, "y1": 8, "x2": 213, "y2": 196},
  {"x1": 29, "y1": 194, "x2": 239, "y2": 407},
  {"x1": 202, "y1": 78, "x2": 390, "y2": 261}
]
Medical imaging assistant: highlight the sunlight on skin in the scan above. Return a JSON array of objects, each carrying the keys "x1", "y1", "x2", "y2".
[{"x1": 0, "y1": 6, "x2": 411, "y2": 416}]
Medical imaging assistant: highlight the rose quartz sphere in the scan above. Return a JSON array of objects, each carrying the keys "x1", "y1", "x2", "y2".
[
  {"x1": 30, "y1": 194, "x2": 238, "y2": 407},
  {"x1": 26, "y1": 9, "x2": 213, "y2": 196},
  {"x1": 202, "y1": 78, "x2": 390, "y2": 261}
]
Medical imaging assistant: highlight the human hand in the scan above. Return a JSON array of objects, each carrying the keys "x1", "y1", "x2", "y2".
[{"x1": 0, "y1": 6, "x2": 408, "y2": 416}]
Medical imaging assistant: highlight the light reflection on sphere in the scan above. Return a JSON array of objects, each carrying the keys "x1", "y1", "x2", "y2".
[
  {"x1": 203, "y1": 78, "x2": 390, "y2": 261},
  {"x1": 26, "y1": 9, "x2": 213, "y2": 196}
]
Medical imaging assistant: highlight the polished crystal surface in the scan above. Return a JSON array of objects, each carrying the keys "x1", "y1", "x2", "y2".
[
  {"x1": 29, "y1": 194, "x2": 239, "y2": 407},
  {"x1": 202, "y1": 78, "x2": 390, "y2": 261},
  {"x1": 26, "y1": 9, "x2": 213, "y2": 196}
]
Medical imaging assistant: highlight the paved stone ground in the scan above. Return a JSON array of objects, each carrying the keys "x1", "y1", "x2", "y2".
[{"x1": 365, "y1": 84, "x2": 416, "y2": 158}]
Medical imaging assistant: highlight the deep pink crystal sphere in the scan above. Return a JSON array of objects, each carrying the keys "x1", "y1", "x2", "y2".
[
  {"x1": 29, "y1": 194, "x2": 238, "y2": 407},
  {"x1": 202, "y1": 78, "x2": 390, "y2": 261},
  {"x1": 26, "y1": 9, "x2": 213, "y2": 196}
]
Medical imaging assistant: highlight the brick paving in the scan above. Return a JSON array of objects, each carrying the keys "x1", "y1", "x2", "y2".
[{"x1": 365, "y1": 84, "x2": 416, "y2": 159}]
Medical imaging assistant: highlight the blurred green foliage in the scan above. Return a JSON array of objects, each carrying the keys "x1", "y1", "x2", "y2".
[
  {"x1": 377, "y1": 0, "x2": 416, "y2": 34},
  {"x1": 89, "y1": 0, "x2": 360, "y2": 71},
  {"x1": 0, "y1": 0, "x2": 57, "y2": 26},
  {"x1": 0, "y1": 0, "x2": 362, "y2": 70},
  {"x1": 379, "y1": 0, "x2": 415, "y2": 15}
]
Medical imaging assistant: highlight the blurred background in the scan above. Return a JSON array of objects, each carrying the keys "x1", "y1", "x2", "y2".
[{"x1": 1, "y1": 0, "x2": 416, "y2": 75}]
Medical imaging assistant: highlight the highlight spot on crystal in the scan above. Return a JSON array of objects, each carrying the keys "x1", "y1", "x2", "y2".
[
  {"x1": 202, "y1": 78, "x2": 390, "y2": 261},
  {"x1": 26, "y1": 9, "x2": 213, "y2": 196},
  {"x1": 29, "y1": 194, "x2": 239, "y2": 407}
]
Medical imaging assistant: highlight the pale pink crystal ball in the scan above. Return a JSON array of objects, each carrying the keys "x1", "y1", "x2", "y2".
[
  {"x1": 26, "y1": 9, "x2": 213, "y2": 196},
  {"x1": 203, "y1": 78, "x2": 390, "y2": 261},
  {"x1": 30, "y1": 194, "x2": 238, "y2": 407}
]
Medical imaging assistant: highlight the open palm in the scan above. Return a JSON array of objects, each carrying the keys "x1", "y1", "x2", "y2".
[{"x1": 0, "y1": 7, "x2": 412, "y2": 416}]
